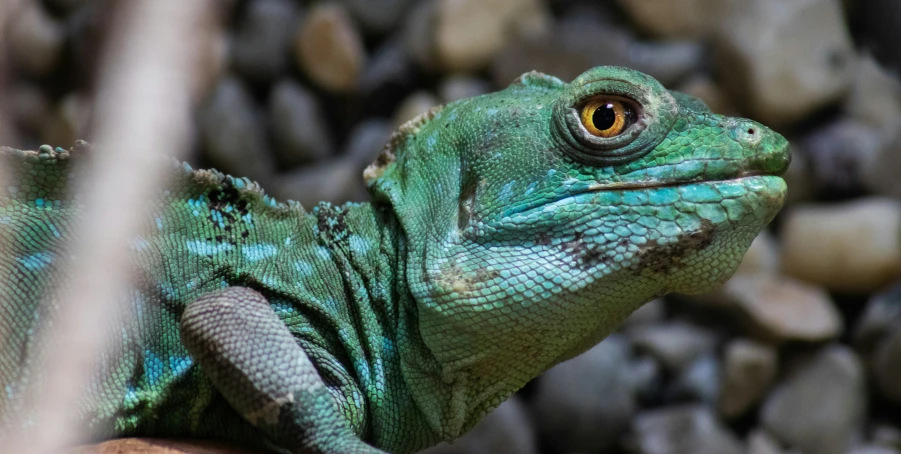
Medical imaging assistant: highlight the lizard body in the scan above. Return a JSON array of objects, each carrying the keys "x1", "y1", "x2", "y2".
[{"x1": 0, "y1": 66, "x2": 789, "y2": 453}]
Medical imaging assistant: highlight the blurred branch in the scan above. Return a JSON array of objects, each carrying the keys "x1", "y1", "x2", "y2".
[{"x1": 6, "y1": 1, "x2": 214, "y2": 452}]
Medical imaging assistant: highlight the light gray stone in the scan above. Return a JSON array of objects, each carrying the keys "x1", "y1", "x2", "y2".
[
  {"x1": 8, "y1": 1, "x2": 65, "y2": 76},
  {"x1": 628, "y1": 321, "x2": 717, "y2": 372},
  {"x1": 338, "y1": 0, "x2": 412, "y2": 34},
  {"x1": 532, "y1": 335, "x2": 636, "y2": 453},
  {"x1": 230, "y1": 0, "x2": 300, "y2": 84},
  {"x1": 614, "y1": 0, "x2": 726, "y2": 39},
  {"x1": 713, "y1": 0, "x2": 855, "y2": 125},
  {"x1": 761, "y1": 345, "x2": 866, "y2": 454},
  {"x1": 420, "y1": 397, "x2": 537, "y2": 454},
  {"x1": 670, "y1": 353, "x2": 720, "y2": 406},
  {"x1": 634, "y1": 404, "x2": 744, "y2": 454},
  {"x1": 268, "y1": 80, "x2": 333, "y2": 167},
  {"x1": 439, "y1": 75, "x2": 492, "y2": 103},
  {"x1": 718, "y1": 339, "x2": 777, "y2": 418}
]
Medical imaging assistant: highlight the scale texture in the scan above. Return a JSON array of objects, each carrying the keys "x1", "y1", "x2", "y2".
[{"x1": 0, "y1": 66, "x2": 789, "y2": 453}]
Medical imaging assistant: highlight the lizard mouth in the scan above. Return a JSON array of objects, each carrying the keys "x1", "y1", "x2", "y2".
[{"x1": 582, "y1": 169, "x2": 774, "y2": 191}]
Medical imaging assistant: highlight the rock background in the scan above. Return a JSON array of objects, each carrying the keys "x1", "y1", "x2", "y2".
[{"x1": 5, "y1": 0, "x2": 901, "y2": 453}]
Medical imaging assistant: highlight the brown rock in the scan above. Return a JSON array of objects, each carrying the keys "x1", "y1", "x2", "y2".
[
  {"x1": 295, "y1": 3, "x2": 366, "y2": 93},
  {"x1": 69, "y1": 438, "x2": 251, "y2": 454},
  {"x1": 718, "y1": 339, "x2": 777, "y2": 418}
]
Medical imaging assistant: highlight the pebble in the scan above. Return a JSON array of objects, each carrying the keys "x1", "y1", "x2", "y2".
[
  {"x1": 198, "y1": 76, "x2": 274, "y2": 184},
  {"x1": 272, "y1": 158, "x2": 365, "y2": 208},
  {"x1": 781, "y1": 198, "x2": 901, "y2": 293},
  {"x1": 847, "y1": 54, "x2": 901, "y2": 134},
  {"x1": 230, "y1": 0, "x2": 299, "y2": 85},
  {"x1": 268, "y1": 79, "x2": 334, "y2": 167},
  {"x1": 420, "y1": 397, "x2": 537, "y2": 454},
  {"x1": 433, "y1": 0, "x2": 551, "y2": 72},
  {"x1": 614, "y1": 0, "x2": 725, "y2": 39},
  {"x1": 633, "y1": 404, "x2": 744, "y2": 454},
  {"x1": 854, "y1": 283, "x2": 901, "y2": 356},
  {"x1": 343, "y1": 119, "x2": 393, "y2": 166},
  {"x1": 712, "y1": 0, "x2": 855, "y2": 125},
  {"x1": 675, "y1": 74, "x2": 736, "y2": 116},
  {"x1": 392, "y1": 91, "x2": 440, "y2": 128},
  {"x1": 747, "y1": 429, "x2": 785, "y2": 454},
  {"x1": 338, "y1": 0, "x2": 412, "y2": 34},
  {"x1": 358, "y1": 37, "x2": 415, "y2": 95},
  {"x1": 761, "y1": 345, "x2": 866, "y2": 454},
  {"x1": 295, "y1": 3, "x2": 366, "y2": 93},
  {"x1": 849, "y1": 447, "x2": 901, "y2": 454},
  {"x1": 799, "y1": 120, "x2": 882, "y2": 192},
  {"x1": 628, "y1": 320, "x2": 717, "y2": 372},
  {"x1": 871, "y1": 326, "x2": 901, "y2": 404},
  {"x1": 10, "y1": 83, "x2": 51, "y2": 137},
  {"x1": 718, "y1": 339, "x2": 777, "y2": 419},
  {"x1": 711, "y1": 274, "x2": 842, "y2": 343},
  {"x1": 7, "y1": 1, "x2": 65, "y2": 76},
  {"x1": 492, "y1": 14, "x2": 702, "y2": 88},
  {"x1": 669, "y1": 353, "x2": 720, "y2": 406},
  {"x1": 439, "y1": 75, "x2": 492, "y2": 103},
  {"x1": 532, "y1": 335, "x2": 636, "y2": 453},
  {"x1": 621, "y1": 298, "x2": 666, "y2": 328}
]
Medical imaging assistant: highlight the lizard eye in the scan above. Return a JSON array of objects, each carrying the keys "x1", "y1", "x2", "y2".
[{"x1": 579, "y1": 98, "x2": 637, "y2": 138}]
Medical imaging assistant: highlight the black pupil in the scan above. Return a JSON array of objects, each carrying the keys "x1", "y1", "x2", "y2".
[{"x1": 593, "y1": 103, "x2": 618, "y2": 131}]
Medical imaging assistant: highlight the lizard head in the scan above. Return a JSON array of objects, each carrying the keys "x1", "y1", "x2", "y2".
[{"x1": 365, "y1": 66, "x2": 788, "y2": 416}]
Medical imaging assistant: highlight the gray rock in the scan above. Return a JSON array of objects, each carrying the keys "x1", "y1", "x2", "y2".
[
  {"x1": 855, "y1": 283, "x2": 901, "y2": 358},
  {"x1": 199, "y1": 76, "x2": 274, "y2": 184},
  {"x1": 343, "y1": 119, "x2": 393, "y2": 166},
  {"x1": 532, "y1": 335, "x2": 636, "y2": 453},
  {"x1": 781, "y1": 198, "x2": 901, "y2": 293},
  {"x1": 41, "y1": 93, "x2": 92, "y2": 149},
  {"x1": 713, "y1": 0, "x2": 855, "y2": 125},
  {"x1": 718, "y1": 339, "x2": 777, "y2": 419},
  {"x1": 633, "y1": 404, "x2": 744, "y2": 454},
  {"x1": 272, "y1": 157, "x2": 366, "y2": 208},
  {"x1": 268, "y1": 80, "x2": 333, "y2": 167},
  {"x1": 621, "y1": 298, "x2": 666, "y2": 328},
  {"x1": 872, "y1": 326, "x2": 901, "y2": 404},
  {"x1": 230, "y1": 0, "x2": 300, "y2": 84},
  {"x1": 614, "y1": 0, "x2": 725, "y2": 39},
  {"x1": 847, "y1": 54, "x2": 901, "y2": 135},
  {"x1": 338, "y1": 0, "x2": 412, "y2": 34},
  {"x1": 697, "y1": 274, "x2": 843, "y2": 343},
  {"x1": 761, "y1": 345, "x2": 866, "y2": 454},
  {"x1": 295, "y1": 2, "x2": 366, "y2": 93},
  {"x1": 359, "y1": 37, "x2": 415, "y2": 95},
  {"x1": 439, "y1": 75, "x2": 492, "y2": 103},
  {"x1": 10, "y1": 83, "x2": 50, "y2": 137},
  {"x1": 630, "y1": 355, "x2": 663, "y2": 402},
  {"x1": 419, "y1": 397, "x2": 537, "y2": 454},
  {"x1": 432, "y1": 0, "x2": 551, "y2": 72},
  {"x1": 849, "y1": 447, "x2": 901, "y2": 454},
  {"x1": 747, "y1": 429, "x2": 785, "y2": 454},
  {"x1": 799, "y1": 120, "x2": 882, "y2": 192},
  {"x1": 628, "y1": 321, "x2": 717, "y2": 372},
  {"x1": 492, "y1": 13, "x2": 702, "y2": 88},
  {"x1": 670, "y1": 353, "x2": 720, "y2": 406},
  {"x1": 675, "y1": 74, "x2": 737, "y2": 116},
  {"x1": 8, "y1": 1, "x2": 65, "y2": 76}
]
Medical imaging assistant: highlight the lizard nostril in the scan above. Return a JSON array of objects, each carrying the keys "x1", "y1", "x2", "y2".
[{"x1": 747, "y1": 128, "x2": 755, "y2": 135}]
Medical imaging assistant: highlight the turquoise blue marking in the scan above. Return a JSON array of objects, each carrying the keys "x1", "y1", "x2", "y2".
[
  {"x1": 143, "y1": 350, "x2": 164, "y2": 386},
  {"x1": 242, "y1": 243, "x2": 277, "y2": 262},
  {"x1": 34, "y1": 198, "x2": 44, "y2": 207},
  {"x1": 155, "y1": 217, "x2": 164, "y2": 230},
  {"x1": 168, "y1": 356, "x2": 193, "y2": 377},
  {"x1": 185, "y1": 240, "x2": 233, "y2": 256},
  {"x1": 124, "y1": 383, "x2": 138, "y2": 405},
  {"x1": 0, "y1": 216, "x2": 11, "y2": 224},
  {"x1": 294, "y1": 260, "x2": 314, "y2": 276},
  {"x1": 130, "y1": 236, "x2": 151, "y2": 251},
  {"x1": 16, "y1": 252, "x2": 54, "y2": 270},
  {"x1": 349, "y1": 236, "x2": 371, "y2": 255},
  {"x1": 272, "y1": 302, "x2": 296, "y2": 316},
  {"x1": 47, "y1": 223, "x2": 61, "y2": 238},
  {"x1": 499, "y1": 181, "x2": 515, "y2": 201}
]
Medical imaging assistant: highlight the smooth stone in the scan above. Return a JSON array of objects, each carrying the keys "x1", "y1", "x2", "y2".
[
  {"x1": 847, "y1": 54, "x2": 901, "y2": 134},
  {"x1": 492, "y1": 13, "x2": 702, "y2": 89},
  {"x1": 633, "y1": 404, "x2": 744, "y2": 454},
  {"x1": 392, "y1": 91, "x2": 440, "y2": 128},
  {"x1": 676, "y1": 74, "x2": 737, "y2": 116},
  {"x1": 338, "y1": 0, "x2": 412, "y2": 34},
  {"x1": 295, "y1": 2, "x2": 366, "y2": 93},
  {"x1": 10, "y1": 83, "x2": 51, "y2": 137},
  {"x1": 628, "y1": 321, "x2": 717, "y2": 372},
  {"x1": 230, "y1": 0, "x2": 300, "y2": 84},
  {"x1": 761, "y1": 345, "x2": 866, "y2": 454},
  {"x1": 343, "y1": 119, "x2": 394, "y2": 166},
  {"x1": 872, "y1": 326, "x2": 901, "y2": 404},
  {"x1": 621, "y1": 298, "x2": 666, "y2": 328},
  {"x1": 433, "y1": 0, "x2": 551, "y2": 72},
  {"x1": 272, "y1": 157, "x2": 367, "y2": 208},
  {"x1": 198, "y1": 76, "x2": 274, "y2": 184},
  {"x1": 419, "y1": 397, "x2": 537, "y2": 454},
  {"x1": 798, "y1": 120, "x2": 882, "y2": 192},
  {"x1": 439, "y1": 75, "x2": 492, "y2": 103},
  {"x1": 747, "y1": 429, "x2": 785, "y2": 454},
  {"x1": 669, "y1": 353, "x2": 720, "y2": 406},
  {"x1": 854, "y1": 283, "x2": 901, "y2": 357},
  {"x1": 268, "y1": 79, "x2": 333, "y2": 167},
  {"x1": 532, "y1": 335, "x2": 636, "y2": 453},
  {"x1": 713, "y1": 0, "x2": 855, "y2": 125},
  {"x1": 707, "y1": 274, "x2": 842, "y2": 343},
  {"x1": 848, "y1": 446, "x2": 901, "y2": 454},
  {"x1": 781, "y1": 198, "x2": 901, "y2": 293},
  {"x1": 734, "y1": 230, "x2": 780, "y2": 277},
  {"x1": 614, "y1": 0, "x2": 725, "y2": 39},
  {"x1": 358, "y1": 36, "x2": 416, "y2": 95},
  {"x1": 718, "y1": 339, "x2": 777, "y2": 419},
  {"x1": 630, "y1": 354, "x2": 663, "y2": 402},
  {"x1": 8, "y1": 1, "x2": 65, "y2": 76},
  {"x1": 69, "y1": 438, "x2": 251, "y2": 453}
]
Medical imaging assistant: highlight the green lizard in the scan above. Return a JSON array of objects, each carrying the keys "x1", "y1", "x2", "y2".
[{"x1": 0, "y1": 66, "x2": 788, "y2": 453}]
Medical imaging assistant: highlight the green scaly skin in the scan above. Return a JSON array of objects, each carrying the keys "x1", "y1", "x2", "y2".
[{"x1": 0, "y1": 66, "x2": 789, "y2": 453}]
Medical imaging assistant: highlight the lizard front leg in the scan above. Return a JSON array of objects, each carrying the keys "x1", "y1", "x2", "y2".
[{"x1": 180, "y1": 287, "x2": 384, "y2": 454}]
